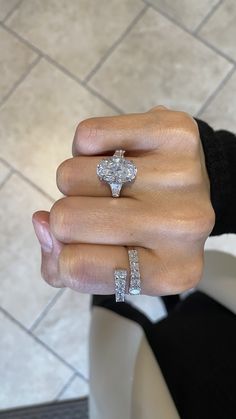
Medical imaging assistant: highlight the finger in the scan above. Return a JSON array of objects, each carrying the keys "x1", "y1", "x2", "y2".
[
  {"x1": 72, "y1": 110, "x2": 165, "y2": 156},
  {"x1": 72, "y1": 108, "x2": 198, "y2": 157},
  {"x1": 50, "y1": 189, "x2": 206, "y2": 247},
  {"x1": 57, "y1": 151, "x2": 192, "y2": 197},
  {"x1": 50, "y1": 196, "x2": 153, "y2": 247},
  {"x1": 58, "y1": 243, "x2": 202, "y2": 296},
  {"x1": 57, "y1": 154, "x2": 147, "y2": 198},
  {"x1": 32, "y1": 210, "x2": 65, "y2": 288}
]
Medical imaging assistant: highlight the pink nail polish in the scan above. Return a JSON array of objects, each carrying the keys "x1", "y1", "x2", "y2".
[{"x1": 32, "y1": 219, "x2": 53, "y2": 253}]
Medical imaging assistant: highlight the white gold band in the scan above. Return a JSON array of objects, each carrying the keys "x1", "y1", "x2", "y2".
[
  {"x1": 114, "y1": 269, "x2": 128, "y2": 302},
  {"x1": 128, "y1": 249, "x2": 141, "y2": 295}
]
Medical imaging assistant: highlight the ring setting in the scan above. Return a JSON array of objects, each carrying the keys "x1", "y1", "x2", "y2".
[
  {"x1": 114, "y1": 248, "x2": 142, "y2": 302},
  {"x1": 97, "y1": 150, "x2": 137, "y2": 197}
]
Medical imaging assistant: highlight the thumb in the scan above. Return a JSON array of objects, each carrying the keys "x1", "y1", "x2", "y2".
[{"x1": 32, "y1": 210, "x2": 65, "y2": 288}]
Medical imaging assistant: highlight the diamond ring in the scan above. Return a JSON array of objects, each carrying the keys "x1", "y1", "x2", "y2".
[
  {"x1": 114, "y1": 269, "x2": 128, "y2": 302},
  {"x1": 128, "y1": 249, "x2": 141, "y2": 295},
  {"x1": 96, "y1": 150, "x2": 137, "y2": 198}
]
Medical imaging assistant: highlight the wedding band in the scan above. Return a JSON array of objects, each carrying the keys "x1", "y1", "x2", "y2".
[
  {"x1": 114, "y1": 269, "x2": 128, "y2": 302},
  {"x1": 97, "y1": 149, "x2": 137, "y2": 197},
  {"x1": 128, "y1": 249, "x2": 141, "y2": 295}
]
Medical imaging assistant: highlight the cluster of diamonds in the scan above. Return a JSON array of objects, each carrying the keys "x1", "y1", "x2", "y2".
[
  {"x1": 114, "y1": 269, "x2": 128, "y2": 302},
  {"x1": 128, "y1": 249, "x2": 141, "y2": 295},
  {"x1": 96, "y1": 150, "x2": 137, "y2": 186}
]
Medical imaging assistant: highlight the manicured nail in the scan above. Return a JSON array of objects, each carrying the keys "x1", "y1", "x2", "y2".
[{"x1": 32, "y1": 219, "x2": 53, "y2": 253}]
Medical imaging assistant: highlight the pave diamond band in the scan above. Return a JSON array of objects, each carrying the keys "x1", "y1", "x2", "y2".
[
  {"x1": 97, "y1": 149, "x2": 137, "y2": 197},
  {"x1": 114, "y1": 249, "x2": 142, "y2": 302},
  {"x1": 114, "y1": 269, "x2": 128, "y2": 302},
  {"x1": 128, "y1": 249, "x2": 141, "y2": 295}
]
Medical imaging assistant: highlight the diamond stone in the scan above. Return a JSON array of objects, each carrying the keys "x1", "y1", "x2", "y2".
[{"x1": 97, "y1": 155, "x2": 137, "y2": 184}]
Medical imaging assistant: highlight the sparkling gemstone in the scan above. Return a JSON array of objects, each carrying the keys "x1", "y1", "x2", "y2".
[
  {"x1": 97, "y1": 156, "x2": 137, "y2": 184},
  {"x1": 114, "y1": 269, "x2": 127, "y2": 302}
]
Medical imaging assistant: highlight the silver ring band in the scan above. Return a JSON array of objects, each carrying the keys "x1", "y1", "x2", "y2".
[{"x1": 128, "y1": 249, "x2": 141, "y2": 295}]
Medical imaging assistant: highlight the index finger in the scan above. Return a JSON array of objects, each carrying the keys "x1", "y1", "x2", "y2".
[{"x1": 72, "y1": 111, "x2": 164, "y2": 157}]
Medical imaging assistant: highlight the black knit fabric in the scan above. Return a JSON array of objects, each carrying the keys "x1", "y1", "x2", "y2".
[{"x1": 195, "y1": 119, "x2": 236, "y2": 236}]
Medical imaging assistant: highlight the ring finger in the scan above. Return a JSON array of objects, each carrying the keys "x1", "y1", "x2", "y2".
[{"x1": 57, "y1": 154, "x2": 145, "y2": 198}]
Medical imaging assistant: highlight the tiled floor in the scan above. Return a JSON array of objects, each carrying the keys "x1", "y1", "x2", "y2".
[{"x1": 0, "y1": 0, "x2": 235, "y2": 411}]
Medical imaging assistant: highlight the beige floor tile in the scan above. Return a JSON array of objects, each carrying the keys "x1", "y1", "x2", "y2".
[
  {"x1": 0, "y1": 26, "x2": 37, "y2": 101},
  {"x1": 6, "y1": 0, "x2": 144, "y2": 80},
  {"x1": 0, "y1": 0, "x2": 19, "y2": 21},
  {"x1": 147, "y1": 0, "x2": 219, "y2": 31},
  {"x1": 199, "y1": 0, "x2": 236, "y2": 61},
  {"x1": 0, "y1": 58, "x2": 115, "y2": 200},
  {"x1": 34, "y1": 289, "x2": 91, "y2": 378},
  {"x1": 0, "y1": 311, "x2": 72, "y2": 409},
  {"x1": 89, "y1": 8, "x2": 232, "y2": 115},
  {"x1": 199, "y1": 70, "x2": 236, "y2": 132},
  {"x1": 0, "y1": 173, "x2": 60, "y2": 329},
  {"x1": 58, "y1": 376, "x2": 89, "y2": 400},
  {"x1": 0, "y1": 160, "x2": 10, "y2": 185}
]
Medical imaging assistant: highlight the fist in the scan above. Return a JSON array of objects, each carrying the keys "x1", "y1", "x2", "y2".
[{"x1": 32, "y1": 106, "x2": 215, "y2": 296}]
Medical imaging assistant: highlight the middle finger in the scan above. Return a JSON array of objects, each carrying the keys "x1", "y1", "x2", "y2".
[{"x1": 49, "y1": 196, "x2": 149, "y2": 246}]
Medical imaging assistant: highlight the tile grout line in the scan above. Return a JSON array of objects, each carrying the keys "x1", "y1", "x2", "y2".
[
  {"x1": 16, "y1": 169, "x2": 56, "y2": 202},
  {"x1": 142, "y1": 0, "x2": 235, "y2": 65},
  {"x1": 0, "y1": 22, "x2": 124, "y2": 115},
  {"x1": 0, "y1": 169, "x2": 13, "y2": 190},
  {"x1": 196, "y1": 65, "x2": 236, "y2": 117},
  {"x1": 0, "y1": 305, "x2": 89, "y2": 382},
  {"x1": 0, "y1": 157, "x2": 56, "y2": 202},
  {"x1": 196, "y1": 34, "x2": 236, "y2": 65},
  {"x1": 0, "y1": 55, "x2": 41, "y2": 109},
  {"x1": 1, "y1": 0, "x2": 24, "y2": 23},
  {"x1": 84, "y1": 4, "x2": 148, "y2": 84},
  {"x1": 45, "y1": 55, "x2": 125, "y2": 114},
  {"x1": 54, "y1": 372, "x2": 78, "y2": 401},
  {"x1": 193, "y1": 0, "x2": 224, "y2": 34},
  {"x1": 1, "y1": 3, "x2": 235, "y2": 120},
  {"x1": 29, "y1": 288, "x2": 66, "y2": 332}
]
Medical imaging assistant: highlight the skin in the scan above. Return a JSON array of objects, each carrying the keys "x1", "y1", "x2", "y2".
[{"x1": 32, "y1": 105, "x2": 215, "y2": 296}]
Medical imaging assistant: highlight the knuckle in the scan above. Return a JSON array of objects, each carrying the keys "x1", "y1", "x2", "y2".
[
  {"x1": 184, "y1": 257, "x2": 204, "y2": 290},
  {"x1": 176, "y1": 202, "x2": 215, "y2": 240},
  {"x1": 192, "y1": 204, "x2": 216, "y2": 238},
  {"x1": 148, "y1": 104, "x2": 168, "y2": 113},
  {"x1": 176, "y1": 111, "x2": 199, "y2": 147},
  {"x1": 168, "y1": 258, "x2": 203, "y2": 294},
  {"x1": 50, "y1": 197, "x2": 68, "y2": 241}
]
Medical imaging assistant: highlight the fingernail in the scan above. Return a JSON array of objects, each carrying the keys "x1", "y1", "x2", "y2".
[{"x1": 32, "y1": 219, "x2": 53, "y2": 253}]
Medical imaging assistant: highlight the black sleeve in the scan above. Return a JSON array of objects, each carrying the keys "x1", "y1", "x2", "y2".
[{"x1": 195, "y1": 118, "x2": 236, "y2": 236}]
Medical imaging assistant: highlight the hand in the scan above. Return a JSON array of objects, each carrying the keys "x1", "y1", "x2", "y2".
[{"x1": 32, "y1": 106, "x2": 215, "y2": 296}]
